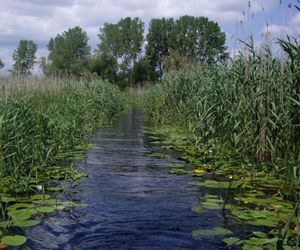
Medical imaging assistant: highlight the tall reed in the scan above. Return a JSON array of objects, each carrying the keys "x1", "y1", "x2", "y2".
[
  {"x1": 0, "y1": 77, "x2": 125, "y2": 192},
  {"x1": 143, "y1": 40, "x2": 300, "y2": 174}
]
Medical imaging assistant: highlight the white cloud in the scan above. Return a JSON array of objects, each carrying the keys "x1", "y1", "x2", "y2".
[{"x1": 0, "y1": 0, "x2": 295, "y2": 71}]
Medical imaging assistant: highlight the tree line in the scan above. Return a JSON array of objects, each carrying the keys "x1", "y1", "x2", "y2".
[{"x1": 1, "y1": 16, "x2": 227, "y2": 86}]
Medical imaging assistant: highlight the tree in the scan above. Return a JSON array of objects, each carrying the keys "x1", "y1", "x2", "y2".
[
  {"x1": 90, "y1": 53, "x2": 118, "y2": 83},
  {"x1": 12, "y1": 40, "x2": 37, "y2": 75},
  {"x1": 0, "y1": 58, "x2": 4, "y2": 70},
  {"x1": 97, "y1": 17, "x2": 144, "y2": 85},
  {"x1": 172, "y1": 16, "x2": 228, "y2": 64},
  {"x1": 47, "y1": 26, "x2": 90, "y2": 75},
  {"x1": 146, "y1": 18, "x2": 174, "y2": 78}
]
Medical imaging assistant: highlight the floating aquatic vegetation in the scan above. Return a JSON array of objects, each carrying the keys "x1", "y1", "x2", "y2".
[
  {"x1": 0, "y1": 235, "x2": 27, "y2": 247},
  {"x1": 191, "y1": 180, "x2": 246, "y2": 189},
  {"x1": 169, "y1": 168, "x2": 192, "y2": 175},
  {"x1": 192, "y1": 227, "x2": 232, "y2": 239},
  {"x1": 148, "y1": 152, "x2": 172, "y2": 159}
]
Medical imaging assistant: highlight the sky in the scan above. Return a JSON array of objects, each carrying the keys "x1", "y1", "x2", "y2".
[{"x1": 0, "y1": 0, "x2": 299, "y2": 72}]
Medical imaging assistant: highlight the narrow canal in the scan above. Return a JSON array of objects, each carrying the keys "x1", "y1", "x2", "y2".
[{"x1": 25, "y1": 108, "x2": 232, "y2": 249}]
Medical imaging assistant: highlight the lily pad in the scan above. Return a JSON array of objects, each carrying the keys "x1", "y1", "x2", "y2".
[
  {"x1": 148, "y1": 152, "x2": 172, "y2": 159},
  {"x1": 7, "y1": 203, "x2": 33, "y2": 211},
  {"x1": 192, "y1": 180, "x2": 245, "y2": 189},
  {"x1": 8, "y1": 208, "x2": 37, "y2": 221},
  {"x1": 169, "y1": 169, "x2": 192, "y2": 175},
  {"x1": 223, "y1": 237, "x2": 243, "y2": 246},
  {"x1": 31, "y1": 194, "x2": 50, "y2": 200},
  {"x1": 13, "y1": 220, "x2": 40, "y2": 228},
  {"x1": 1, "y1": 235, "x2": 27, "y2": 247},
  {"x1": 202, "y1": 201, "x2": 223, "y2": 210},
  {"x1": 193, "y1": 227, "x2": 232, "y2": 239},
  {"x1": 37, "y1": 206, "x2": 55, "y2": 213},
  {"x1": 0, "y1": 197, "x2": 16, "y2": 203},
  {"x1": 46, "y1": 187, "x2": 64, "y2": 192}
]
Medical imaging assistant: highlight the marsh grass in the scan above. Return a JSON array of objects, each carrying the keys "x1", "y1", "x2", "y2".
[
  {"x1": 0, "y1": 77, "x2": 125, "y2": 194},
  {"x1": 143, "y1": 39, "x2": 300, "y2": 183}
]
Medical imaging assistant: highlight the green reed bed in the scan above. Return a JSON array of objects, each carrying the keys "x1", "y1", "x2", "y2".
[
  {"x1": 0, "y1": 78, "x2": 125, "y2": 193},
  {"x1": 143, "y1": 40, "x2": 300, "y2": 190}
]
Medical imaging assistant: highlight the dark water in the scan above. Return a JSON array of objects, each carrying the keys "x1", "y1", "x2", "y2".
[{"x1": 25, "y1": 108, "x2": 235, "y2": 249}]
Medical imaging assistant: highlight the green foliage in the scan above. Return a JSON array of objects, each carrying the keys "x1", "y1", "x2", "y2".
[
  {"x1": 0, "y1": 79, "x2": 125, "y2": 190},
  {"x1": 12, "y1": 40, "x2": 37, "y2": 75},
  {"x1": 143, "y1": 41, "x2": 299, "y2": 168},
  {"x1": 1, "y1": 235, "x2": 27, "y2": 247},
  {"x1": 145, "y1": 16, "x2": 227, "y2": 79},
  {"x1": 47, "y1": 26, "x2": 91, "y2": 76},
  {"x1": 96, "y1": 17, "x2": 144, "y2": 86},
  {"x1": 172, "y1": 16, "x2": 228, "y2": 64},
  {"x1": 146, "y1": 18, "x2": 175, "y2": 78},
  {"x1": 90, "y1": 53, "x2": 118, "y2": 83},
  {"x1": 0, "y1": 58, "x2": 4, "y2": 70}
]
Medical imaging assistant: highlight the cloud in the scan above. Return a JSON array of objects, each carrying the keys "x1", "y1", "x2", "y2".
[{"x1": 0, "y1": 0, "x2": 296, "y2": 72}]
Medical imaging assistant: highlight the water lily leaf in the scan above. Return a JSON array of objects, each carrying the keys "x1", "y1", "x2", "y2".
[
  {"x1": 244, "y1": 237, "x2": 273, "y2": 246},
  {"x1": 31, "y1": 194, "x2": 50, "y2": 200},
  {"x1": 16, "y1": 197, "x2": 34, "y2": 203},
  {"x1": 1, "y1": 235, "x2": 27, "y2": 246},
  {"x1": 8, "y1": 208, "x2": 37, "y2": 221},
  {"x1": 13, "y1": 220, "x2": 40, "y2": 228},
  {"x1": 223, "y1": 237, "x2": 243, "y2": 246},
  {"x1": 192, "y1": 180, "x2": 245, "y2": 189},
  {"x1": 148, "y1": 152, "x2": 172, "y2": 159},
  {"x1": 37, "y1": 206, "x2": 55, "y2": 213},
  {"x1": 72, "y1": 173, "x2": 88, "y2": 180},
  {"x1": 0, "y1": 222, "x2": 9, "y2": 228},
  {"x1": 202, "y1": 201, "x2": 222, "y2": 210},
  {"x1": 7, "y1": 203, "x2": 33, "y2": 211},
  {"x1": 246, "y1": 219, "x2": 278, "y2": 228},
  {"x1": 33, "y1": 199, "x2": 57, "y2": 205},
  {"x1": 169, "y1": 169, "x2": 191, "y2": 174},
  {"x1": 46, "y1": 187, "x2": 63, "y2": 192},
  {"x1": 253, "y1": 231, "x2": 268, "y2": 238},
  {"x1": 0, "y1": 197, "x2": 16, "y2": 203},
  {"x1": 193, "y1": 227, "x2": 232, "y2": 239}
]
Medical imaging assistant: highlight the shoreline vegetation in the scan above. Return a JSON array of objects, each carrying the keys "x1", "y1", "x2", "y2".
[
  {"x1": 142, "y1": 39, "x2": 300, "y2": 248},
  {"x1": 0, "y1": 77, "x2": 125, "y2": 247}
]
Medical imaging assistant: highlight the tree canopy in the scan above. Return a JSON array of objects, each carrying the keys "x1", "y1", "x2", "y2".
[
  {"x1": 47, "y1": 26, "x2": 90, "y2": 75},
  {"x1": 96, "y1": 17, "x2": 144, "y2": 86},
  {"x1": 9, "y1": 15, "x2": 228, "y2": 83},
  {"x1": 146, "y1": 18, "x2": 175, "y2": 79},
  {"x1": 145, "y1": 16, "x2": 227, "y2": 78},
  {"x1": 172, "y1": 16, "x2": 227, "y2": 64},
  {"x1": 12, "y1": 40, "x2": 37, "y2": 75},
  {"x1": 0, "y1": 58, "x2": 4, "y2": 70}
]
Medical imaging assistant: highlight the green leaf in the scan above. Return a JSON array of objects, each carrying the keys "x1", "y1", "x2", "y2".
[
  {"x1": 1, "y1": 235, "x2": 27, "y2": 246},
  {"x1": 46, "y1": 187, "x2": 63, "y2": 192},
  {"x1": 31, "y1": 194, "x2": 50, "y2": 200},
  {"x1": 223, "y1": 237, "x2": 243, "y2": 246},
  {"x1": 13, "y1": 220, "x2": 40, "y2": 228},
  {"x1": 1, "y1": 197, "x2": 16, "y2": 203},
  {"x1": 253, "y1": 231, "x2": 268, "y2": 238},
  {"x1": 8, "y1": 208, "x2": 37, "y2": 221},
  {"x1": 37, "y1": 206, "x2": 55, "y2": 213},
  {"x1": 202, "y1": 201, "x2": 222, "y2": 209},
  {"x1": 192, "y1": 227, "x2": 232, "y2": 239}
]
